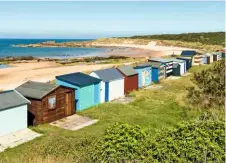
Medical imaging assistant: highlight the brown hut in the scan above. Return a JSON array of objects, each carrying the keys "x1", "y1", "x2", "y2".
[
  {"x1": 16, "y1": 81, "x2": 75, "y2": 125},
  {"x1": 117, "y1": 65, "x2": 138, "y2": 94}
]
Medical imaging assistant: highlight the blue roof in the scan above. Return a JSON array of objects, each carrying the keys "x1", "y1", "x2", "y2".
[
  {"x1": 92, "y1": 68, "x2": 124, "y2": 82},
  {"x1": 181, "y1": 50, "x2": 196, "y2": 57},
  {"x1": 56, "y1": 72, "x2": 101, "y2": 87}
]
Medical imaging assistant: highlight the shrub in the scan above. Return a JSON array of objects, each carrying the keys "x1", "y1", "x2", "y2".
[
  {"x1": 90, "y1": 120, "x2": 225, "y2": 162},
  {"x1": 89, "y1": 123, "x2": 148, "y2": 162},
  {"x1": 187, "y1": 60, "x2": 225, "y2": 109}
]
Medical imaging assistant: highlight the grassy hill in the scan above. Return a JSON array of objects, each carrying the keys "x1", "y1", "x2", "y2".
[
  {"x1": 126, "y1": 32, "x2": 225, "y2": 46},
  {"x1": 0, "y1": 64, "x2": 223, "y2": 163}
]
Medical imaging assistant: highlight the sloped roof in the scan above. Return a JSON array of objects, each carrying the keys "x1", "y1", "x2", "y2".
[
  {"x1": 0, "y1": 90, "x2": 30, "y2": 111},
  {"x1": 117, "y1": 65, "x2": 138, "y2": 76},
  {"x1": 181, "y1": 50, "x2": 196, "y2": 57},
  {"x1": 170, "y1": 58, "x2": 186, "y2": 63},
  {"x1": 134, "y1": 62, "x2": 152, "y2": 69},
  {"x1": 56, "y1": 72, "x2": 101, "y2": 87},
  {"x1": 148, "y1": 58, "x2": 172, "y2": 63},
  {"x1": 149, "y1": 62, "x2": 164, "y2": 68},
  {"x1": 176, "y1": 57, "x2": 192, "y2": 60},
  {"x1": 92, "y1": 68, "x2": 124, "y2": 82},
  {"x1": 16, "y1": 81, "x2": 58, "y2": 100}
]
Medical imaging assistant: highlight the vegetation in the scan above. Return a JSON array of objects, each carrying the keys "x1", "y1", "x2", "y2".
[
  {"x1": 187, "y1": 60, "x2": 225, "y2": 109},
  {"x1": 128, "y1": 32, "x2": 225, "y2": 46},
  {"x1": 0, "y1": 64, "x2": 224, "y2": 163},
  {"x1": 90, "y1": 120, "x2": 225, "y2": 162}
]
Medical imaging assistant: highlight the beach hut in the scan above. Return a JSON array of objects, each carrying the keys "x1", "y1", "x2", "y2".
[
  {"x1": 0, "y1": 90, "x2": 30, "y2": 136},
  {"x1": 206, "y1": 53, "x2": 214, "y2": 63},
  {"x1": 202, "y1": 55, "x2": 208, "y2": 64},
  {"x1": 148, "y1": 58, "x2": 173, "y2": 77},
  {"x1": 172, "y1": 63, "x2": 181, "y2": 76},
  {"x1": 90, "y1": 68, "x2": 124, "y2": 102},
  {"x1": 16, "y1": 81, "x2": 75, "y2": 125},
  {"x1": 149, "y1": 62, "x2": 166, "y2": 83},
  {"x1": 176, "y1": 57, "x2": 192, "y2": 70},
  {"x1": 192, "y1": 55, "x2": 203, "y2": 65},
  {"x1": 221, "y1": 50, "x2": 225, "y2": 58},
  {"x1": 181, "y1": 50, "x2": 197, "y2": 57},
  {"x1": 170, "y1": 58, "x2": 186, "y2": 75},
  {"x1": 56, "y1": 72, "x2": 102, "y2": 111},
  {"x1": 215, "y1": 52, "x2": 222, "y2": 60},
  {"x1": 117, "y1": 65, "x2": 138, "y2": 94},
  {"x1": 134, "y1": 63, "x2": 152, "y2": 88}
]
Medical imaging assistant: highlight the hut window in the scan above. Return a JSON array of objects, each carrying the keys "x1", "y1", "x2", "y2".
[{"x1": 48, "y1": 95, "x2": 56, "y2": 110}]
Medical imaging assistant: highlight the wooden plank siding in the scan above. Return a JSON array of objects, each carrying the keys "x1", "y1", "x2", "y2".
[{"x1": 27, "y1": 86, "x2": 75, "y2": 125}]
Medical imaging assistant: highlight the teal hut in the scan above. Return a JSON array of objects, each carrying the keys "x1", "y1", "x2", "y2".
[
  {"x1": 172, "y1": 63, "x2": 181, "y2": 76},
  {"x1": 56, "y1": 72, "x2": 102, "y2": 111},
  {"x1": 134, "y1": 63, "x2": 152, "y2": 88}
]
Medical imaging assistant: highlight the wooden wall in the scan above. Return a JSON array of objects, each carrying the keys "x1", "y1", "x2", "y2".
[
  {"x1": 122, "y1": 74, "x2": 138, "y2": 94},
  {"x1": 27, "y1": 86, "x2": 75, "y2": 125}
]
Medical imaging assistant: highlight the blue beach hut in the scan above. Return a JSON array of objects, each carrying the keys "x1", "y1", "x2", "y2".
[
  {"x1": 56, "y1": 72, "x2": 102, "y2": 111},
  {"x1": 149, "y1": 62, "x2": 166, "y2": 83},
  {"x1": 134, "y1": 63, "x2": 152, "y2": 88}
]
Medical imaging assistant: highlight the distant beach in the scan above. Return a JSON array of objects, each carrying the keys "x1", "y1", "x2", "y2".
[{"x1": 0, "y1": 39, "x2": 155, "y2": 59}]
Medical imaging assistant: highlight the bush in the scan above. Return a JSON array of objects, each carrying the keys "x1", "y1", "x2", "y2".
[
  {"x1": 89, "y1": 123, "x2": 148, "y2": 162},
  {"x1": 90, "y1": 121, "x2": 225, "y2": 162},
  {"x1": 187, "y1": 60, "x2": 225, "y2": 109}
]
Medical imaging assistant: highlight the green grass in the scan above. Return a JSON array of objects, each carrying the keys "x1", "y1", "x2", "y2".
[{"x1": 0, "y1": 64, "x2": 216, "y2": 163}]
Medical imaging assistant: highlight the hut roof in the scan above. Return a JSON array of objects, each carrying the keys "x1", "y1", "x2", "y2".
[
  {"x1": 149, "y1": 62, "x2": 164, "y2": 68},
  {"x1": 181, "y1": 50, "x2": 196, "y2": 57},
  {"x1": 0, "y1": 90, "x2": 30, "y2": 111},
  {"x1": 16, "y1": 81, "x2": 58, "y2": 100},
  {"x1": 92, "y1": 68, "x2": 124, "y2": 82},
  {"x1": 117, "y1": 65, "x2": 138, "y2": 76},
  {"x1": 56, "y1": 72, "x2": 101, "y2": 87},
  {"x1": 170, "y1": 58, "x2": 186, "y2": 63},
  {"x1": 148, "y1": 58, "x2": 172, "y2": 63},
  {"x1": 176, "y1": 57, "x2": 192, "y2": 60},
  {"x1": 134, "y1": 62, "x2": 152, "y2": 69}
]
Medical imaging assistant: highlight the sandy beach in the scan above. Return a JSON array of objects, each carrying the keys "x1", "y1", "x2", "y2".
[
  {"x1": 95, "y1": 41, "x2": 196, "y2": 57},
  {"x1": 0, "y1": 41, "x2": 195, "y2": 90},
  {"x1": 0, "y1": 61, "x2": 117, "y2": 90}
]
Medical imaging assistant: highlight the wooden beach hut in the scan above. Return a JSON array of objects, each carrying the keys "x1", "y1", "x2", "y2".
[
  {"x1": 134, "y1": 63, "x2": 152, "y2": 88},
  {"x1": 176, "y1": 57, "x2": 192, "y2": 70},
  {"x1": 170, "y1": 58, "x2": 186, "y2": 75},
  {"x1": 117, "y1": 65, "x2": 138, "y2": 94},
  {"x1": 148, "y1": 58, "x2": 173, "y2": 77},
  {"x1": 16, "y1": 81, "x2": 75, "y2": 125},
  {"x1": 149, "y1": 62, "x2": 166, "y2": 83},
  {"x1": 90, "y1": 68, "x2": 124, "y2": 102},
  {"x1": 0, "y1": 90, "x2": 30, "y2": 136},
  {"x1": 56, "y1": 72, "x2": 101, "y2": 111}
]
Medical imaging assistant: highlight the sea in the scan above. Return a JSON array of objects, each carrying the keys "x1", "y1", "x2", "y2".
[{"x1": 0, "y1": 39, "x2": 110, "y2": 59}]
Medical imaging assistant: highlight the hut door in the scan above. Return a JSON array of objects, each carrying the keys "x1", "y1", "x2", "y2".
[{"x1": 65, "y1": 92, "x2": 73, "y2": 116}]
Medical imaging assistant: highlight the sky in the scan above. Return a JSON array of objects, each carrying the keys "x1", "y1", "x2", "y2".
[{"x1": 0, "y1": 1, "x2": 225, "y2": 39}]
